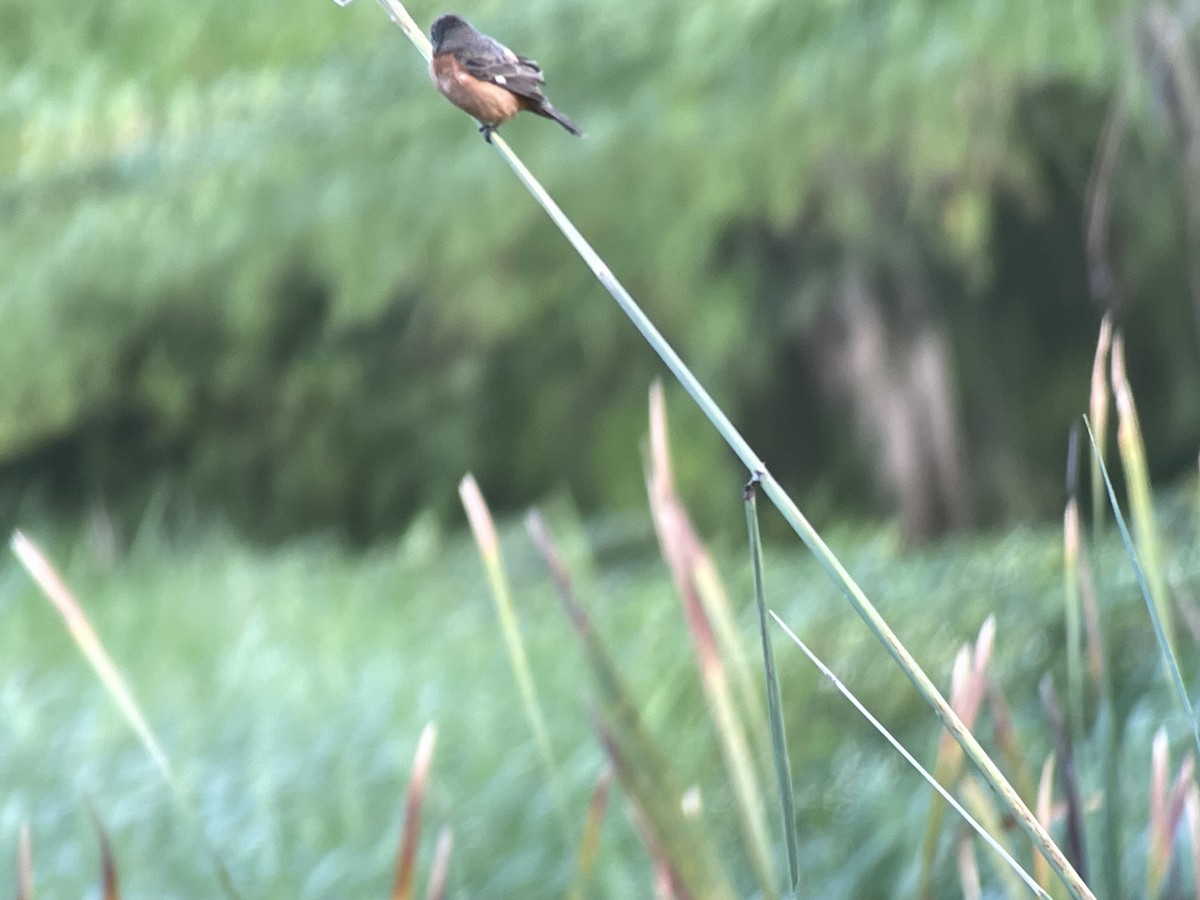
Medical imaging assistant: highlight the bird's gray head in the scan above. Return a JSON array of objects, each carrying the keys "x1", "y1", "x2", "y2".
[{"x1": 430, "y1": 14, "x2": 472, "y2": 52}]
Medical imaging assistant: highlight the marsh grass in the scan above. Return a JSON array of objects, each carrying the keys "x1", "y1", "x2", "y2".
[{"x1": 6, "y1": 453, "x2": 1198, "y2": 895}]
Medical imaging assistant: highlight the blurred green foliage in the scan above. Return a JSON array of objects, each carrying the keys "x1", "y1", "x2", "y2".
[
  {"x1": 1, "y1": 0, "x2": 1197, "y2": 540},
  {"x1": 4, "y1": 490, "x2": 1197, "y2": 895}
]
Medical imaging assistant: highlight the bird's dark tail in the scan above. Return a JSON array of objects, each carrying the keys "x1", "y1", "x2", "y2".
[{"x1": 532, "y1": 101, "x2": 582, "y2": 137}]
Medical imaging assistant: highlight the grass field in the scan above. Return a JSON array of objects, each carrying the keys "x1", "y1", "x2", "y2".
[{"x1": 3, "y1": 483, "x2": 1195, "y2": 898}]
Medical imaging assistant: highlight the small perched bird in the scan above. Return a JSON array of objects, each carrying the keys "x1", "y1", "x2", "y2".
[{"x1": 428, "y1": 14, "x2": 582, "y2": 143}]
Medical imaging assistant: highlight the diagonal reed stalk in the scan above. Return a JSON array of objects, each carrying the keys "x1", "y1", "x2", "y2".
[{"x1": 346, "y1": 1, "x2": 1092, "y2": 894}]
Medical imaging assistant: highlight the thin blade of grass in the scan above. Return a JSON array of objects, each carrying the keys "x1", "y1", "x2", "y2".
[
  {"x1": 1111, "y1": 335, "x2": 1176, "y2": 656},
  {"x1": 648, "y1": 381, "x2": 768, "y2": 755},
  {"x1": 1035, "y1": 755, "x2": 1057, "y2": 896},
  {"x1": 744, "y1": 477, "x2": 800, "y2": 895},
  {"x1": 769, "y1": 611, "x2": 1049, "y2": 899},
  {"x1": 987, "y1": 683, "x2": 1037, "y2": 808},
  {"x1": 459, "y1": 476, "x2": 564, "y2": 820},
  {"x1": 1148, "y1": 728, "x2": 1170, "y2": 897},
  {"x1": 1064, "y1": 425, "x2": 1085, "y2": 735},
  {"x1": 1167, "y1": 755, "x2": 1196, "y2": 894},
  {"x1": 11, "y1": 531, "x2": 171, "y2": 779},
  {"x1": 423, "y1": 826, "x2": 453, "y2": 900},
  {"x1": 9, "y1": 531, "x2": 240, "y2": 899},
  {"x1": 592, "y1": 715, "x2": 735, "y2": 900},
  {"x1": 958, "y1": 775, "x2": 1026, "y2": 899},
  {"x1": 1039, "y1": 676, "x2": 1088, "y2": 881},
  {"x1": 392, "y1": 722, "x2": 437, "y2": 900},
  {"x1": 567, "y1": 766, "x2": 613, "y2": 900},
  {"x1": 526, "y1": 511, "x2": 739, "y2": 900},
  {"x1": 919, "y1": 619, "x2": 996, "y2": 899},
  {"x1": 1075, "y1": 530, "x2": 1106, "y2": 695},
  {"x1": 957, "y1": 833, "x2": 983, "y2": 900},
  {"x1": 1089, "y1": 316, "x2": 1112, "y2": 534},
  {"x1": 1095, "y1": 698, "x2": 1124, "y2": 896},
  {"x1": 1083, "y1": 418, "x2": 1200, "y2": 758},
  {"x1": 85, "y1": 801, "x2": 120, "y2": 900},
  {"x1": 1185, "y1": 782, "x2": 1200, "y2": 900},
  {"x1": 624, "y1": 797, "x2": 684, "y2": 900},
  {"x1": 17, "y1": 822, "x2": 33, "y2": 900}
]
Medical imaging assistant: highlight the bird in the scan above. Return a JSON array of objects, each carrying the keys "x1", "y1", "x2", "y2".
[{"x1": 428, "y1": 14, "x2": 582, "y2": 143}]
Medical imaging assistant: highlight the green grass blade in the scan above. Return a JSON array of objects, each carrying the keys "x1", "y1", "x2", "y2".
[
  {"x1": 744, "y1": 478, "x2": 799, "y2": 896},
  {"x1": 459, "y1": 476, "x2": 565, "y2": 821},
  {"x1": 1082, "y1": 418, "x2": 1200, "y2": 758},
  {"x1": 770, "y1": 612, "x2": 1050, "y2": 899}
]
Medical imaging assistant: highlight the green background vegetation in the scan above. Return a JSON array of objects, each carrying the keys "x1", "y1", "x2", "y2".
[
  {"x1": 2, "y1": 0, "x2": 1197, "y2": 540},
  {"x1": 4, "y1": 0, "x2": 1200, "y2": 895}
]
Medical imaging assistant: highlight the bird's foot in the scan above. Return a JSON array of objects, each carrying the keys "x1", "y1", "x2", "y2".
[{"x1": 479, "y1": 124, "x2": 496, "y2": 143}]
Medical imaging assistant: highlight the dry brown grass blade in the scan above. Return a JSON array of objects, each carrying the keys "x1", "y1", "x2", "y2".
[
  {"x1": 1035, "y1": 754, "x2": 1056, "y2": 894},
  {"x1": 987, "y1": 682, "x2": 1037, "y2": 805},
  {"x1": 527, "y1": 512, "x2": 738, "y2": 900},
  {"x1": 1148, "y1": 728, "x2": 1170, "y2": 896},
  {"x1": 10, "y1": 532, "x2": 171, "y2": 779},
  {"x1": 423, "y1": 826, "x2": 453, "y2": 900},
  {"x1": 920, "y1": 617, "x2": 995, "y2": 897},
  {"x1": 1185, "y1": 782, "x2": 1200, "y2": 899},
  {"x1": 1149, "y1": 749, "x2": 1197, "y2": 899},
  {"x1": 1039, "y1": 676, "x2": 1088, "y2": 881},
  {"x1": 568, "y1": 766, "x2": 613, "y2": 900},
  {"x1": 646, "y1": 382, "x2": 767, "y2": 750},
  {"x1": 1111, "y1": 334, "x2": 1176, "y2": 656},
  {"x1": 645, "y1": 383, "x2": 773, "y2": 894},
  {"x1": 17, "y1": 822, "x2": 33, "y2": 900},
  {"x1": 392, "y1": 722, "x2": 438, "y2": 900},
  {"x1": 86, "y1": 801, "x2": 121, "y2": 900},
  {"x1": 593, "y1": 723, "x2": 687, "y2": 900},
  {"x1": 1072, "y1": 523, "x2": 1106, "y2": 690},
  {"x1": 956, "y1": 833, "x2": 982, "y2": 900},
  {"x1": 624, "y1": 796, "x2": 684, "y2": 900},
  {"x1": 1168, "y1": 755, "x2": 1196, "y2": 850},
  {"x1": 1089, "y1": 316, "x2": 1113, "y2": 533},
  {"x1": 11, "y1": 532, "x2": 241, "y2": 899}
]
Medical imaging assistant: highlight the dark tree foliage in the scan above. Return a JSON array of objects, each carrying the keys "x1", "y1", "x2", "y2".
[{"x1": 1, "y1": 0, "x2": 1196, "y2": 542}]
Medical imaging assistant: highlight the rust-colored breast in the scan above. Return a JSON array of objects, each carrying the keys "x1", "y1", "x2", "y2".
[{"x1": 430, "y1": 53, "x2": 521, "y2": 126}]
